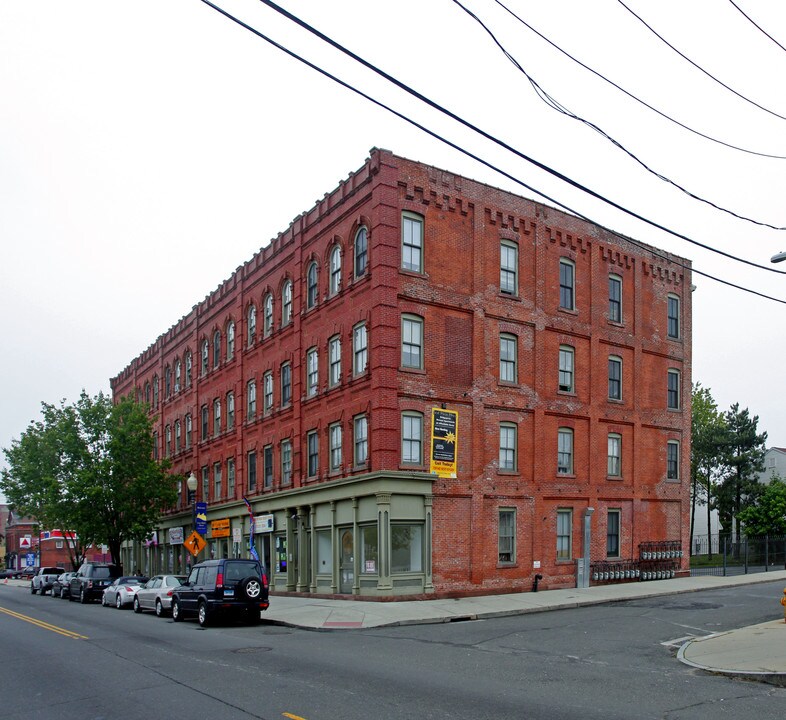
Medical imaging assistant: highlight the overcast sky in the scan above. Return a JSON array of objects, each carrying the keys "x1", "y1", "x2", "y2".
[{"x1": 2, "y1": 1, "x2": 785, "y2": 502}]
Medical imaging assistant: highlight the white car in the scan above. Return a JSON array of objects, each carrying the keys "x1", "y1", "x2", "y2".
[
  {"x1": 133, "y1": 574, "x2": 187, "y2": 617},
  {"x1": 101, "y1": 576, "x2": 148, "y2": 609}
]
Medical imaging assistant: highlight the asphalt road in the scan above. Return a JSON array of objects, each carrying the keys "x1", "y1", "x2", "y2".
[{"x1": 2, "y1": 580, "x2": 785, "y2": 720}]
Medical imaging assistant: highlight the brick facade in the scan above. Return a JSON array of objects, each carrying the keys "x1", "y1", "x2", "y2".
[{"x1": 111, "y1": 149, "x2": 691, "y2": 596}]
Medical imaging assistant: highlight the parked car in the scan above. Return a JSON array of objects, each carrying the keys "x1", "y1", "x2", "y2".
[
  {"x1": 171, "y1": 558, "x2": 269, "y2": 627},
  {"x1": 102, "y1": 576, "x2": 148, "y2": 609},
  {"x1": 31, "y1": 566, "x2": 66, "y2": 595},
  {"x1": 20, "y1": 567, "x2": 38, "y2": 580},
  {"x1": 0, "y1": 569, "x2": 21, "y2": 579},
  {"x1": 51, "y1": 572, "x2": 76, "y2": 598},
  {"x1": 69, "y1": 563, "x2": 122, "y2": 603},
  {"x1": 133, "y1": 574, "x2": 187, "y2": 617}
]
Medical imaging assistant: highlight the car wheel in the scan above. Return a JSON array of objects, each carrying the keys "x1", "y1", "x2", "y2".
[
  {"x1": 116, "y1": 594, "x2": 123, "y2": 609},
  {"x1": 198, "y1": 601, "x2": 210, "y2": 627},
  {"x1": 133, "y1": 597, "x2": 142, "y2": 613},
  {"x1": 172, "y1": 599, "x2": 183, "y2": 622},
  {"x1": 239, "y1": 576, "x2": 262, "y2": 601},
  {"x1": 31, "y1": 585, "x2": 36, "y2": 595},
  {"x1": 155, "y1": 599, "x2": 164, "y2": 618},
  {"x1": 101, "y1": 594, "x2": 107, "y2": 607},
  {"x1": 79, "y1": 588, "x2": 87, "y2": 604}
]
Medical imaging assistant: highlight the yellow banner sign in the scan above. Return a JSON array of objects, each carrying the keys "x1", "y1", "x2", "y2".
[
  {"x1": 430, "y1": 408, "x2": 458, "y2": 478},
  {"x1": 211, "y1": 518, "x2": 230, "y2": 538}
]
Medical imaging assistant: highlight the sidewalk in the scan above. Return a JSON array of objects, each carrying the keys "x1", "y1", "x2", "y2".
[{"x1": 4, "y1": 570, "x2": 786, "y2": 683}]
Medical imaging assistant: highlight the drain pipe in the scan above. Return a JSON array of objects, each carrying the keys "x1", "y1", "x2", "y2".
[{"x1": 532, "y1": 573, "x2": 543, "y2": 592}]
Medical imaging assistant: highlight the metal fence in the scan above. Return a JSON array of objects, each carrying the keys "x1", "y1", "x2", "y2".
[{"x1": 690, "y1": 534, "x2": 786, "y2": 576}]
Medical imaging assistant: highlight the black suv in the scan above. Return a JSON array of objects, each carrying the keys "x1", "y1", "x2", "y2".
[
  {"x1": 69, "y1": 563, "x2": 122, "y2": 603},
  {"x1": 171, "y1": 558, "x2": 269, "y2": 627}
]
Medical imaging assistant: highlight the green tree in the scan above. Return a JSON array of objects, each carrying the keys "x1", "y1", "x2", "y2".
[
  {"x1": 1, "y1": 391, "x2": 178, "y2": 569},
  {"x1": 738, "y1": 476, "x2": 786, "y2": 536},
  {"x1": 716, "y1": 403, "x2": 767, "y2": 548},
  {"x1": 690, "y1": 383, "x2": 727, "y2": 556}
]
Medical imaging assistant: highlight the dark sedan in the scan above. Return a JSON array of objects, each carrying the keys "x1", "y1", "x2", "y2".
[{"x1": 51, "y1": 572, "x2": 76, "y2": 598}]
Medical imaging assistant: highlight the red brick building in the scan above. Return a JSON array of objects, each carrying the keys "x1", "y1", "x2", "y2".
[{"x1": 111, "y1": 149, "x2": 691, "y2": 596}]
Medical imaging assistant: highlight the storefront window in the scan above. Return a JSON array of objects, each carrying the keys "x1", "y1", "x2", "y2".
[
  {"x1": 391, "y1": 524, "x2": 422, "y2": 573},
  {"x1": 316, "y1": 529, "x2": 332, "y2": 574},
  {"x1": 360, "y1": 525, "x2": 378, "y2": 574}
]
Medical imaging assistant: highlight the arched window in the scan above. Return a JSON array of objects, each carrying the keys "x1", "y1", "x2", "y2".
[
  {"x1": 213, "y1": 330, "x2": 221, "y2": 368},
  {"x1": 247, "y1": 305, "x2": 256, "y2": 346},
  {"x1": 263, "y1": 294, "x2": 273, "y2": 337},
  {"x1": 152, "y1": 376, "x2": 159, "y2": 407},
  {"x1": 282, "y1": 280, "x2": 292, "y2": 327},
  {"x1": 226, "y1": 321, "x2": 235, "y2": 360},
  {"x1": 174, "y1": 359, "x2": 181, "y2": 393},
  {"x1": 185, "y1": 351, "x2": 192, "y2": 387},
  {"x1": 306, "y1": 262, "x2": 318, "y2": 309},
  {"x1": 354, "y1": 226, "x2": 368, "y2": 278},
  {"x1": 329, "y1": 245, "x2": 341, "y2": 295},
  {"x1": 201, "y1": 339, "x2": 209, "y2": 375},
  {"x1": 164, "y1": 365, "x2": 171, "y2": 398}
]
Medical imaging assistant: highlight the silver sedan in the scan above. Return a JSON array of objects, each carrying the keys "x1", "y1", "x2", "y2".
[
  {"x1": 133, "y1": 575, "x2": 187, "y2": 617},
  {"x1": 102, "y1": 576, "x2": 148, "y2": 609}
]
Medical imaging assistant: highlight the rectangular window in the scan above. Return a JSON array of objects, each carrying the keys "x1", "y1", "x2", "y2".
[
  {"x1": 354, "y1": 415, "x2": 368, "y2": 466},
  {"x1": 607, "y1": 510, "x2": 621, "y2": 558},
  {"x1": 360, "y1": 525, "x2": 379, "y2": 574},
  {"x1": 317, "y1": 529, "x2": 333, "y2": 573},
  {"x1": 281, "y1": 440, "x2": 292, "y2": 485},
  {"x1": 558, "y1": 428, "x2": 573, "y2": 475},
  {"x1": 227, "y1": 457, "x2": 235, "y2": 497},
  {"x1": 667, "y1": 295, "x2": 680, "y2": 339},
  {"x1": 281, "y1": 363, "x2": 292, "y2": 407},
  {"x1": 402, "y1": 413, "x2": 423, "y2": 465},
  {"x1": 353, "y1": 324, "x2": 367, "y2": 375},
  {"x1": 558, "y1": 346, "x2": 574, "y2": 393},
  {"x1": 307, "y1": 431, "x2": 319, "y2": 477},
  {"x1": 401, "y1": 315, "x2": 423, "y2": 369},
  {"x1": 401, "y1": 212, "x2": 424, "y2": 273},
  {"x1": 498, "y1": 509, "x2": 516, "y2": 563},
  {"x1": 559, "y1": 259, "x2": 575, "y2": 310},
  {"x1": 557, "y1": 509, "x2": 572, "y2": 560},
  {"x1": 608, "y1": 356, "x2": 622, "y2": 401},
  {"x1": 247, "y1": 381, "x2": 256, "y2": 420},
  {"x1": 330, "y1": 423, "x2": 342, "y2": 470},
  {"x1": 263, "y1": 371, "x2": 273, "y2": 413},
  {"x1": 263, "y1": 445, "x2": 273, "y2": 488},
  {"x1": 607, "y1": 433, "x2": 621, "y2": 477},
  {"x1": 667, "y1": 440, "x2": 680, "y2": 480},
  {"x1": 500, "y1": 241, "x2": 518, "y2": 295},
  {"x1": 213, "y1": 398, "x2": 221, "y2": 437},
  {"x1": 200, "y1": 405, "x2": 208, "y2": 441},
  {"x1": 226, "y1": 392, "x2": 235, "y2": 430},
  {"x1": 329, "y1": 336, "x2": 341, "y2": 386},
  {"x1": 165, "y1": 425, "x2": 171, "y2": 458},
  {"x1": 391, "y1": 525, "x2": 422, "y2": 573},
  {"x1": 306, "y1": 348, "x2": 318, "y2": 397},
  {"x1": 213, "y1": 462, "x2": 222, "y2": 500},
  {"x1": 500, "y1": 334, "x2": 517, "y2": 383},
  {"x1": 667, "y1": 369, "x2": 680, "y2": 410},
  {"x1": 247, "y1": 451, "x2": 257, "y2": 492},
  {"x1": 609, "y1": 275, "x2": 622, "y2": 323},
  {"x1": 175, "y1": 420, "x2": 181, "y2": 453},
  {"x1": 185, "y1": 415, "x2": 192, "y2": 449},
  {"x1": 499, "y1": 423, "x2": 516, "y2": 471}
]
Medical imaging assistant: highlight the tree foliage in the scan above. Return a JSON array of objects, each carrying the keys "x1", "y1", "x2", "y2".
[
  {"x1": 1, "y1": 392, "x2": 178, "y2": 569},
  {"x1": 738, "y1": 476, "x2": 786, "y2": 536}
]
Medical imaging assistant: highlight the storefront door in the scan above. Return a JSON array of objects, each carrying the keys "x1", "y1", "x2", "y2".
[{"x1": 340, "y1": 529, "x2": 354, "y2": 594}]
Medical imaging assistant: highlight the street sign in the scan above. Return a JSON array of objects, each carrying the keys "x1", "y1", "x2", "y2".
[
  {"x1": 211, "y1": 518, "x2": 230, "y2": 538},
  {"x1": 185, "y1": 531, "x2": 206, "y2": 557},
  {"x1": 19, "y1": 536, "x2": 31, "y2": 550}
]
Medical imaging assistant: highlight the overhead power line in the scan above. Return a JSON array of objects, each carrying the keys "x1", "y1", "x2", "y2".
[
  {"x1": 196, "y1": 0, "x2": 786, "y2": 304},
  {"x1": 616, "y1": 0, "x2": 786, "y2": 122},
  {"x1": 452, "y1": 0, "x2": 786, "y2": 231},
  {"x1": 728, "y1": 0, "x2": 786, "y2": 55},
  {"x1": 492, "y1": 0, "x2": 786, "y2": 160}
]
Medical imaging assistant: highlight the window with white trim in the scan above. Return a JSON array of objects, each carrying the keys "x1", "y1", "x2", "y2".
[
  {"x1": 607, "y1": 433, "x2": 621, "y2": 477},
  {"x1": 557, "y1": 509, "x2": 572, "y2": 560},
  {"x1": 667, "y1": 440, "x2": 680, "y2": 480},
  {"x1": 558, "y1": 345, "x2": 574, "y2": 393},
  {"x1": 354, "y1": 415, "x2": 368, "y2": 466},
  {"x1": 329, "y1": 423, "x2": 342, "y2": 470},
  {"x1": 499, "y1": 509, "x2": 516, "y2": 563},
  {"x1": 402, "y1": 412, "x2": 423, "y2": 465},
  {"x1": 500, "y1": 333, "x2": 517, "y2": 383},
  {"x1": 607, "y1": 509, "x2": 620, "y2": 558},
  {"x1": 353, "y1": 323, "x2": 367, "y2": 376},
  {"x1": 559, "y1": 258, "x2": 575, "y2": 310},
  {"x1": 401, "y1": 212, "x2": 424, "y2": 273},
  {"x1": 329, "y1": 335, "x2": 341, "y2": 387},
  {"x1": 329, "y1": 245, "x2": 341, "y2": 295},
  {"x1": 609, "y1": 274, "x2": 622, "y2": 323},
  {"x1": 499, "y1": 423, "x2": 517, "y2": 471},
  {"x1": 558, "y1": 428, "x2": 573, "y2": 474},
  {"x1": 401, "y1": 314, "x2": 423, "y2": 369},
  {"x1": 354, "y1": 226, "x2": 368, "y2": 278}
]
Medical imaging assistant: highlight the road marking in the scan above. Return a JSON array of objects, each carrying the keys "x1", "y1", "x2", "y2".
[
  {"x1": 0, "y1": 605, "x2": 88, "y2": 640},
  {"x1": 282, "y1": 714, "x2": 307, "y2": 720}
]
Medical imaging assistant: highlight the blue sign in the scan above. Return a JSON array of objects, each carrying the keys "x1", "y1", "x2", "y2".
[
  {"x1": 25, "y1": 553, "x2": 36, "y2": 567},
  {"x1": 195, "y1": 502, "x2": 208, "y2": 535}
]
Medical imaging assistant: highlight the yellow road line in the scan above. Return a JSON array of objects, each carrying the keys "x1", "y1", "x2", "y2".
[
  {"x1": 0, "y1": 605, "x2": 88, "y2": 640},
  {"x1": 282, "y1": 714, "x2": 307, "y2": 720}
]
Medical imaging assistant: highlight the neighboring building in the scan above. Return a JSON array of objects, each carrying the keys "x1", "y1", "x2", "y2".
[
  {"x1": 0, "y1": 504, "x2": 8, "y2": 568},
  {"x1": 757, "y1": 447, "x2": 786, "y2": 485},
  {"x1": 111, "y1": 149, "x2": 692, "y2": 597}
]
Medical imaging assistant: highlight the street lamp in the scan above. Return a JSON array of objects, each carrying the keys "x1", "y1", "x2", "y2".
[
  {"x1": 186, "y1": 471, "x2": 198, "y2": 526},
  {"x1": 771, "y1": 251, "x2": 786, "y2": 264}
]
